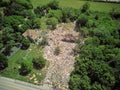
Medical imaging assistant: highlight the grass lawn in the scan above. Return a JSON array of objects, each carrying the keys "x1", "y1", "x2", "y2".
[
  {"x1": 0, "y1": 44, "x2": 48, "y2": 85},
  {"x1": 31, "y1": 0, "x2": 120, "y2": 12}
]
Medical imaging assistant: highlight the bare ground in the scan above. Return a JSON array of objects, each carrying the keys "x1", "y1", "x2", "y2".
[{"x1": 42, "y1": 23, "x2": 79, "y2": 90}]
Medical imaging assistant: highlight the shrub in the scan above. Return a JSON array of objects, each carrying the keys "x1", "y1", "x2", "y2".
[
  {"x1": 32, "y1": 56, "x2": 46, "y2": 69},
  {"x1": 0, "y1": 53, "x2": 8, "y2": 70},
  {"x1": 46, "y1": 17, "x2": 58, "y2": 30},
  {"x1": 19, "y1": 59, "x2": 32, "y2": 75}
]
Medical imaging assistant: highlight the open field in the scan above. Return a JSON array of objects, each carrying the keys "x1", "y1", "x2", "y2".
[
  {"x1": 0, "y1": 44, "x2": 47, "y2": 85},
  {"x1": 31, "y1": 0, "x2": 120, "y2": 12}
]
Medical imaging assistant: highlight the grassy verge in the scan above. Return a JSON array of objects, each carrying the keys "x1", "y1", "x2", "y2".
[
  {"x1": 31, "y1": 0, "x2": 120, "y2": 12},
  {"x1": 0, "y1": 44, "x2": 48, "y2": 85}
]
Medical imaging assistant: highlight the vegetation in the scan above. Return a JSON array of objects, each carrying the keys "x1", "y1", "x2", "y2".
[
  {"x1": 46, "y1": 17, "x2": 58, "y2": 30},
  {"x1": 0, "y1": 0, "x2": 34, "y2": 57},
  {"x1": 21, "y1": 38, "x2": 30, "y2": 49},
  {"x1": 31, "y1": 0, "x2": 120, "y2": 12},
  {"x1": 0, "y1": 0, "x2": 120, "y2": 88},
  {"x1": 19, "y1": 58, "x2": 32, "y2": 75},
  {"x1": 69, "y1": 3, "x2": 120, "y2": 90},
  {"x1": 0, "y1": 53, "x2": 8, "y2": 70},
  {"x1": 0, "y1": 44, "x2": 47, "y2": 83},
  {"x1": 32, "y1": 56, "x2": 46, "y2": 69}
]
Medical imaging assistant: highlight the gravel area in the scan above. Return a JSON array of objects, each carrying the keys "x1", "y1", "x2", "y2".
[{"x1": 42, "y1": 23, "x2": 79, "y2": 90}]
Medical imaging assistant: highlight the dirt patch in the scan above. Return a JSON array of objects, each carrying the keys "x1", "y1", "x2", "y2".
[{"x1": 42, "y1": 23, "x2": 79, "y2": 90}]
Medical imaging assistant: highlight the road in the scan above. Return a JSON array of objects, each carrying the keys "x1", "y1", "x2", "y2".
[{"x1": 0, "y1": 76, "x2": 53, "y2": 90}]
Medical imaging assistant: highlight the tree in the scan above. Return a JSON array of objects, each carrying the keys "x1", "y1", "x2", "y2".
[
  {"x1": 32, "y1": 56, "x2": 46, "y2": 69},
  {"x1": 2, "y1": 27, "x2": 14, "y2": 44},
  {"x1": 32, "y1": 18, "x2": 41, "y2": 29},
  {"x1": 110, "y1": 8, "x2": 120, "y2": 19},
  {"x1": 69, "y1": 74, "x2": 91, "y2": 90},
  {"x1": 47, "y1": 10, "x2": 63, "y2": 22},
  {"x1": 47, "y1": 0, "x2": 59, "y2": 10},
  {"x1": 76, "y1": 14, "x2": 88, "y2": 28},
  {"x1": 34, "y1": 5, "x2": 49, "y2": 17},
  {"x1": 81, "y1": 2, "x2": 90, "y2": 13},
  {"x1": 19, "y1": 58, "x2": 32, "y2": 75},
  {"x1": 21, "y1": 38, "x2": 30, "y2": 49},
  {"x1": 2, "y1": 15, "x2": 32, "y2": 33},
  {"x1": 2, "y1": 0, "x2": 33, "y2": 16},
  {"x1": 0, "y1": 53, "x2": 8, "y2": 70},
  {"x1": 91, "y1": 82, "x2": 108, "y2": 90},
  {"x1": 46, "y1": 17, "x2": 58, "y2": 30}
]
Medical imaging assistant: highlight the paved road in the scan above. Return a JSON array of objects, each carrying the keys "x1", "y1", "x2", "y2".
[{"x1": 0, "y1": 76, "x2": 53, "y2": 90}]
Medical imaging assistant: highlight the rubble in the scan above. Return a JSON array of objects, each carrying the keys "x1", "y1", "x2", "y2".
[{"x1": 42, "y1": 23, "x2": 79, "y2": 90}]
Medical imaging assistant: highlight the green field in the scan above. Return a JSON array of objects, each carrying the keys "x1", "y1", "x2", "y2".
[
  {"x1": 0, "y1": 44, "x2": 47, "y2": 84},
  {"x1": 31, "y1": 0, "x2": 120, "y2": 12}
]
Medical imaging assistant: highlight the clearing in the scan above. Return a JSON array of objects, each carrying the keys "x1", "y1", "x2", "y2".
[{"x1": 42, "y1": 23, "x2": 79, "y2": 90}]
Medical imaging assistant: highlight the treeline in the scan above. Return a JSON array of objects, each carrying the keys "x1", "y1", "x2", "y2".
[
  {"x1": 0, "y1": 0, "x2": 35, "y2": 56},
  {"x1": 0, "y1": 0, "x2": 35, "y2": 70},
  {"x1": 69, "y1": 3, "x2": 120, "y2": 90},
  {"x1": 34, "y1": 0, "x2": 81, "y2": 29}
]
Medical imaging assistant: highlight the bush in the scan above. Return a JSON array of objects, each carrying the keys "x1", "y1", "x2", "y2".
[
  {"x1": 46, "y1": 17, "x2": 58, "y2": 30},
  {"x1": 32, "y1": 56, "x2": 46, "y2": 69},
  {"x1": 19, "y1": 59, "x2": 32, "y2": 75},
  {"x1": 0, "y1": 53, "x2": 8, "y2": 70}
]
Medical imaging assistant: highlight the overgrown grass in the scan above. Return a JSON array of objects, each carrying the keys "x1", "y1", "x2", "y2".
[
  {"x1": 0, "y1": 44, "x2": 48, "y2": 84},
  {"x1": 31, "y1": 0, "x2": 120, "y2": 12}
]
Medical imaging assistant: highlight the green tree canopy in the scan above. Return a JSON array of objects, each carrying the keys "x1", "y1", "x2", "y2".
[
  {"x1": 0, "y1": 53, "x2": 8, "y2": 70},
  {"x1": 32, "y1": 55, "x2": 46, "y2": 69}
]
